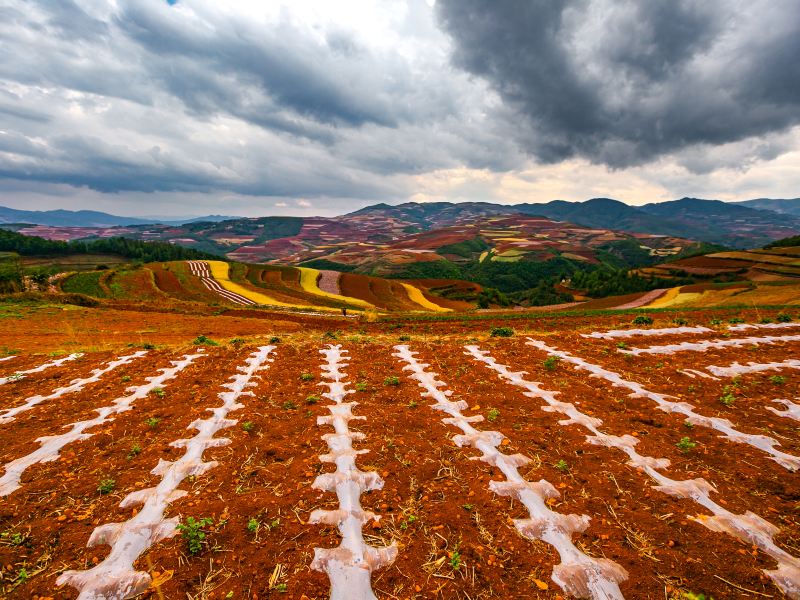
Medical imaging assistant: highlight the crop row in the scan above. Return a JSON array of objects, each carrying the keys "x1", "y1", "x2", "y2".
[{"x1": 1, "y1": 333, "x2": 799, "y2": 598}]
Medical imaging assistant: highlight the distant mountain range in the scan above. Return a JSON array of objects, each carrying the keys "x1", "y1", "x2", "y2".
[
  {"x1": 733, "y1": 198, "x2": 800, "y2": 216},
  {"x1": 2, "y1": 196, "x2": 800, "y2": 249},
  {"x1": 0, "y1": 206, "x2": 239, "y2": 227}
]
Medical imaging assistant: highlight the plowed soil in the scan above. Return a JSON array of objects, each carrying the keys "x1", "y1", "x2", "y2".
[{"x1": 0, "y1": 302, "x2": 799, "y2": 599}]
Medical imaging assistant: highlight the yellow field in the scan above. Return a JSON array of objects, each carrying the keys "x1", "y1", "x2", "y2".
[
  {"x1": 641, "y1": 282, "x2": 800, "y2": 309},
  {"x1": 297, "y1": 267, "x2": 374, "y2": 309},
  {"x1": 207, "y1": 261, "x2": 299, "y2": 308},
  {"x1": 400, "y1": 283, "x2": 451, "y2": 312},
  {"x1": 642, "y1": 287, "x2": 681, "y2": 308}
]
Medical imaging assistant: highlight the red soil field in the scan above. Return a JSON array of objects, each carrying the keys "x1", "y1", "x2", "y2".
[{"x1": 0, "y1": 303, "x2": 799, "y2": 599}]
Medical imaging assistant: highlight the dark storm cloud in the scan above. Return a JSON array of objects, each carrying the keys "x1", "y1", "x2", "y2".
[
  {"x1": 436, "y1": 0, "x2": 800, "y2": 167},
  {"x1": 115, "y1": 1, "x2": 400, "y2": 129}
]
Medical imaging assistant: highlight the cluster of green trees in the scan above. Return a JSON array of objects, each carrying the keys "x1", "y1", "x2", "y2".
[
  {"x1": 0, "y1": 230, "x2": 215, "y2": 262},
  {"x1": 765, "y1": 235, "x2": 800, "y2": 249},
  {"x1": 569, "y1": 268, "x2": 693, "y2": 298}
]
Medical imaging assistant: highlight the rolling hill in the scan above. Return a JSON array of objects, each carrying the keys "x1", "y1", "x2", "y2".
[{"x1": 4, "y1": 197, "x2": 800, "y2": 250}]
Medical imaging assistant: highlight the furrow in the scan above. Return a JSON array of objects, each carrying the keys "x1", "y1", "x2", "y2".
[
  {"x1": 468, "y1": 344, "x2": 800, "y2": 599},
  {"x1": 527, "y1": 339, "x2": 800, "y2": 471},
  {"x1": 768, "y1": 399, "x2": 800, "y2": 422},
  {"x1": 0, "y1": 353, "x2": 82, "y2": 386},
  {"x1": 729, "y1": 322, "x2": 800, "y2": 332},
  {"x1": 0, "y1": 351, "x2": 205, "y2": 497},
  {"x1": 188, "y1": 260, "x2": 255, "y2": 305},
  {"x1": 393, "y1": 344, "x2": 627, "y2": 600},
  {"x1": 57, "y1": 346, "x2": 274, "y2": 600},
  {"x1": 0, "y1": 351, "x2": 147, "y2": 425},
  {"x1": 618, "y1": 334, "x2": 800, "y2": 356},
  {"x1": 706, "y1": 359, "x2": 800, "y2": 378},
  {"x1": 309, "y1": 344, "x2": 397, "y2": 600},
  {"x1": 581, "y1": 326, "x2": 712, "y2": 340}
]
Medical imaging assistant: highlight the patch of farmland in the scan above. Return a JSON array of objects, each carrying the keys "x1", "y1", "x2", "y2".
[{"x1": 1, "y1": 331, "x2": 799, "y2": 599}]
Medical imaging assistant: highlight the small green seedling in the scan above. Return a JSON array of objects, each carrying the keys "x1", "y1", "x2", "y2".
[
  {"x1": 490, "y1": 327, "x2": 514, "y2": 337},
  {"x1": 15, "y1": 567, "x2": 28, "y2": 584},
  {"x1": 127, "y1": 444, "x2": 142, "y2": 459},
  {"x1": 1, "y1": 531, "x2": 26, "y2": 546},
  {"x1": 98, "y1": 478, "x2": 115, "y2": 494},
  {"x1": 305, "y1": 395, "x2": 320, "y2": 405},
  {"x1": 269, "y1": 336, "x2": 281, "y2": 344},
  {"x1": 543, "y1": 356, "x2": 560, "y2": 371},
  {"x1": 616, "y1": 342, "x2": 628, "y2": 349},
  {"x1": 462, "y1": 504, "x2": 473, "y2": 511},
  {"x1": 192, "y1": 334, "x2": 219, "y2": 346},
  {"x1": 145, "y1": 417, "x2": 161, "y2": 428},
  {"x1": 230, "y1": 337, "x2": 246, "y2": 345},
  {"x1": 632, "y1": 315, "x2": 653, "y2": 326},
  {"x1": 719, "y1": 384, "x2": 737, "y2": 406},
  {"x1": 770, "y1": 375, "x2": 787, "y2": 385},
  {"x1": 121, "y1": 375, "x2": 131, "y2": 382},
  {"x1": 728, "y1": 317, "x2": 745, "y2": 324},
  {"x1": 150, "y1": 387, "x2": 165, "y2": 398},
  {"x1": 676, "y1": 437, "x2": 696, "y2": 453},
  {"x1": 554, "y1": 459, "x2": 569, "y2": 472},
  {"x1": 777, "y1": 313, "x2": 792, "y2": 323},
  {"x1": 400, "y1": 514, "x2": 418, "y2": 530},
  {"x1": 408, "y1": 400, "x2": 418, "y2": 409},
  {"x1": 673, "y1": 318, "x2": 688, "y2": 326},
  {"x1": 246, "y1": 517, "x2": 259, "y2": 533},
  {"x1": 176, "y1": 516, "x2": 214, "y2": 555},
  {"x1": 449, "y1": 547, "x2": 462, "y2": 570},
  {"x1": 300, "y1": 372, "x2": 314, "y2": 382},
  {"x1": 486, "y1": 408, "x2": 500, "y2": 422},
  {"x1": 282, "y1": 401, "x2": 297, "y2": 410},
  {"x1": 709, "y1": 318, "x2": 722, "y2": 326},
  {"x1": 242, "y1": 421, "x2": 255, "y2": 432},
  {"x1": 355, "y1": 382, "x2": 368, "y2": 392},
  {"x1": 384, "y1": 376, "x2": 400, "y2": 386},
  {"x1": 398, "y1": 335, "x2": 411, "y2": 342}
]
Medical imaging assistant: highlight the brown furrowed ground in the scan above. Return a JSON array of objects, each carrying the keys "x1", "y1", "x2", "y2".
[{"x1": 1, "y1": 302, "x2": 799, "y2": 599}]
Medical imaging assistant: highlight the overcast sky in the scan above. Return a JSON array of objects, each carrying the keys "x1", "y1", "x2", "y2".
[{"x1": 0, "y1": 0, "x2": 798, "y2": 217}]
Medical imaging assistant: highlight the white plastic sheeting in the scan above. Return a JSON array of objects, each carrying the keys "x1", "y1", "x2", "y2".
[
  {"x1": 468, "y1": 344, "x2": 800, "y2": 599},
  {"x1": 0, "y1": 351, "x2": 146, "y2": 425},
  {"x1": 393, "y1": 344, "x2": 627, "y2": 600},
  {"x1": 0, "y1": 351, "x2": 204, "y2": 497},
  {"x1": 0, "y1": 355, "x2": 15, "y2": 363},
  {"x1": 729, "y1": 322, "x2": 800, "y2": 332},
  {"x1": 767, "y1": 399, "x2": 800, "y2": 422},
  {"x1": 617, "y1": 334, "x2": 800, "y2": 356},
  {"x1": 310, "y1": 345, "x2": 397, "y2": 600},
  {"x1": 581, "y1": 326, "x2": 712, "y2": 340},
  {"x1": 676, "y1": 369, "x2": 719, "y2": 380},
  {"x1": 57, "y1": 346, "x2": 273, "y2": 600},
  {"x1": 0, "y1": 353, "x2": 82, "y2": 386},
  {"x1": 527, "y1": 339, "x2": 800, "y2": 472},
  {"x1": 706, "y1": 359, "x2": 800, "y2": 378}
]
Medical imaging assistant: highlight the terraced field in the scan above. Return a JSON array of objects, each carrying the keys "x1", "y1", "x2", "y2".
[
  {"x1": 59, "y1": 260, "x2": 462, "y2": 314},
  {"x1": 1, "y1": 308, "x2": 799, "y2": 599}
]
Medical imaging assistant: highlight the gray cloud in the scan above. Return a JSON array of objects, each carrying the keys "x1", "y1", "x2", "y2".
[
  {"x1": 436, "y1": 0, "x2": 800, "y2": 167},
  {"x1": 0, "y1": 0, "x2": 516, "y2": 198},
  {"x1": 0, "y1": 0, "x2": 798, "y2": 213}
]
